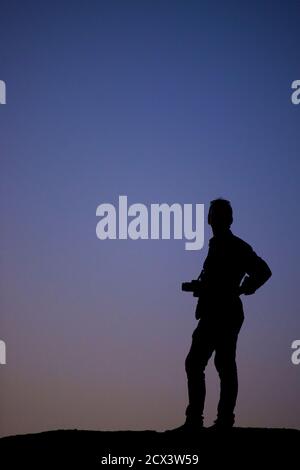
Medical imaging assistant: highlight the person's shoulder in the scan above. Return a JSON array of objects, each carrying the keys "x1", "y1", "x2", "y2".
[{"x1": 230, "y1": 233, "x2": 253, "y2": 253}]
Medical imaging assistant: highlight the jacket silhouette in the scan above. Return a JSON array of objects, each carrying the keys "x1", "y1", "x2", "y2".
[{"x1": 194, "y1": 230, "x2": 272, "y2": 321}]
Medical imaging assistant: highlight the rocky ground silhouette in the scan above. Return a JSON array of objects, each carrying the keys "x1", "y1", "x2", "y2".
[{"x1": 0, "y1": 427, "x2": 299, "y2": 468}]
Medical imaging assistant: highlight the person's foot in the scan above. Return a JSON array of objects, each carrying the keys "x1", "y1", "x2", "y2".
[
  {"x1": 207, "y1": 419, "x2": 234, "y2": 431},
  {"x1": 164, "y1": 421, "x2": 204, "y2": 434}
]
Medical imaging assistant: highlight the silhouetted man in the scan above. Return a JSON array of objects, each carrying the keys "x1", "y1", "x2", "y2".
[{"x1": 168, "y1": 199, "x2": 272, "y2": 432}]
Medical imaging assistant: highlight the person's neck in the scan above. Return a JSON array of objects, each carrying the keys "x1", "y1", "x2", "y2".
[{"x1": 212, "y1": 227, "x2": 231, "y2": 238}]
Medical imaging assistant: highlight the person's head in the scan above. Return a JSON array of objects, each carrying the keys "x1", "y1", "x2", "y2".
[{"x1": 208, "y1": 198, "x2": 233, "y2": 235}]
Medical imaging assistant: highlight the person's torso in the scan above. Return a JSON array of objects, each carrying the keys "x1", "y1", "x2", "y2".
[{"x1": 197, "y1": 231, "x2": 250, "y2": 320}]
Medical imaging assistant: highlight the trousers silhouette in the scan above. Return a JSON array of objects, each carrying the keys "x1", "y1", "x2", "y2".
[{"x1": 185, "y1": 313, "x2": 243, "y2": 426}]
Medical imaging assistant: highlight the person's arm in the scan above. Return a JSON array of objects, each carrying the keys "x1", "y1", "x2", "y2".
[
  {"x1": 239, "y1": 246, "x2": 272, "y2": 295},
  {"x1": 193, "y1": 248, "x2": 212, "y2": 296}
]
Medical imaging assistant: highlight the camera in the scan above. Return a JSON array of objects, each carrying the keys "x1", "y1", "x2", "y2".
[{"x1": 182, "y1": 279, "x2": 202, "y2": 297}]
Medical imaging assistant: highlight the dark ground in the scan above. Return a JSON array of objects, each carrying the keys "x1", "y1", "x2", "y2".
[{"x1": 0, "y1": 427, "x2": 299, "y2": 468}]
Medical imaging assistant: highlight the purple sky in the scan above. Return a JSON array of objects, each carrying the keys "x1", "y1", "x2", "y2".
[{"x1": 0, "y1": 0, "x2": 300, "y2": 436}]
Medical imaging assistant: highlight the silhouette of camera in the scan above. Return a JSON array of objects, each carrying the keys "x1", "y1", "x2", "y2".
[{"x1": 182, "y1": 280, "x2": 202, "y2": 297}]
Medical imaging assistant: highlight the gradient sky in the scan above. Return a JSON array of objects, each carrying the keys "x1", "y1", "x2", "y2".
[{"x1": 0, "y1": 0, "x2": 299, "y2": 437}]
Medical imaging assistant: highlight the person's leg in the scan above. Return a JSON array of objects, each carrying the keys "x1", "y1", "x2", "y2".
[
  {"x1": 214, "y1": 321, "x2": 243, "y2": 427},
  {"x1": 184, "y1": 320, "x2": 215, "y2": 426}
]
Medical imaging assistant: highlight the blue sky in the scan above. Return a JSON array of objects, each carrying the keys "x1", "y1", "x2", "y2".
[{"x1": 0, "y1": 0, "x2": 299, "y2": 435}]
